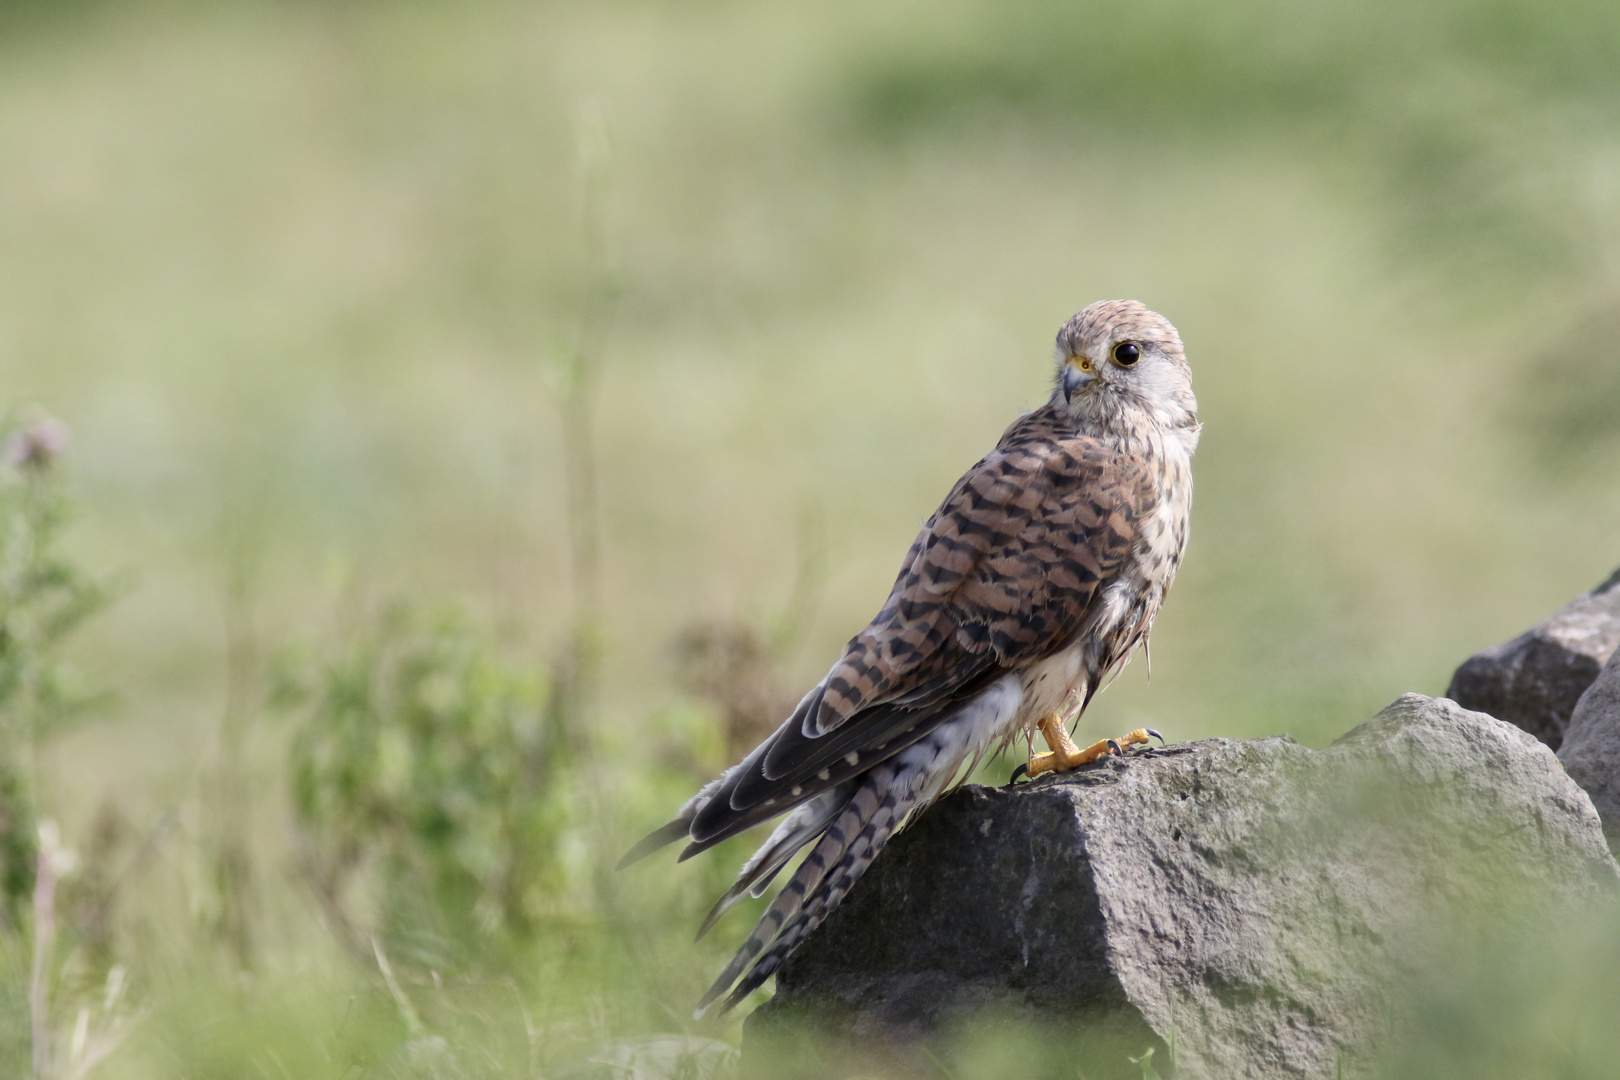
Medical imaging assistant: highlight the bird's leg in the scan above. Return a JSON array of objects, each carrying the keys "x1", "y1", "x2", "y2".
[
  {"x1": 1022, "y1": 717, "x2": 1163, "y2": 779},
  {"x1": 1023, "y1": 713, "x2": 1083, "y2": 778}
]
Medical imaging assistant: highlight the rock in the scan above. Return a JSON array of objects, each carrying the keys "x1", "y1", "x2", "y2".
[
  {"x1": 1446, "y1": 567, "x2": 1620, "y2": 750},
  {"x1": 743, "y1": 695, "x2": 1618, "y2": 1080},
  {"x1": 1560, "y1": 647, "x2": 1620, "y2": 847}
]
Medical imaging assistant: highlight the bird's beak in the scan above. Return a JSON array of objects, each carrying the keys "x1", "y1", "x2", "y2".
[{"x1": 1062, "y1": 360, "x2": 1095, "y2": 403}]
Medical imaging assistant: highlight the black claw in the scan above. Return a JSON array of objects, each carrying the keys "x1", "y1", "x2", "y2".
[
  {"x1": 1146, "y1": 728, "x2": 1165, "y2": 745},
  {"x1": 1009, "y1": 762, "x2": 1030, "y2": 784},
  {"x1": 1106, "y1": 739, "x2": 1123, "y2": 755}
]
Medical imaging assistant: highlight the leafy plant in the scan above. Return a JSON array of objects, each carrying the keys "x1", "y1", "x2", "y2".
[
  {"x1": 0, "y1": 411, "x2": 111, "y2": 923},
  {"x1": 0, "y1": 410, "x2": 130, "y2": 1077},
  {"x1": 278, "y1": 604, "x2": 568, "y2": 973}
]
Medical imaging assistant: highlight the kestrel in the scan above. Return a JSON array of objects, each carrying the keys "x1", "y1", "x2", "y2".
[{"x1": 623, "y1": 300, "x2": 1200, "y2": 1015}]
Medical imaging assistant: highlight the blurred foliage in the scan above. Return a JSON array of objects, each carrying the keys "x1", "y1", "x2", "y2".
[
  {"x1": 1517, "y1": 298, "x2": 1620, "y2": 476},
  {"x1": 0, "y1": 415, "x2": 110, "y2": 744},
  {"x1": 0, "y1": 411, "x2": 110, "y2": 922},
  {"x1": 745, "y1": 1007, "x2": 1172, "y2": 1080},
  {"x1": 276, "y1": 604, "x2": 567, "y2": 972},
  {"x1": 0, "y1": 0, "x2": 1613, "y2": 1074},
  {"x1": 1381, "y1": 895, "x2": 1620, "y2": 1080},
  {"x1": 846, "y1": 0, "x2": 1620, "y2": 127},
  {"x1": 0, "y1": 410, "x2": 135, "y2": 1077},
  {"x1": 843, "y1": 0, "x2": 1620, "y2": 277},
  {"x1": 672, "y1": 619, "x2": 794, "y2": 765},
  {"x1": 672, "y1": 508, "x2": 826, "y2": 763}
]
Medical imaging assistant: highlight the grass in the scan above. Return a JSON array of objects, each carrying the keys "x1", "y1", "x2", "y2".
[{"x1": 0, "y1": 0, "x2": 1618, "y2": 1075}]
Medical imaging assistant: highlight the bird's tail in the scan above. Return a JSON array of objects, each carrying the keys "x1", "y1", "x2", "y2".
[
  {"x1": 696, "y1": 781, "x2": 858, "y2": 941},
  {"x1": 695, "y1": 757, "x2": 926, "y2": 1016}
]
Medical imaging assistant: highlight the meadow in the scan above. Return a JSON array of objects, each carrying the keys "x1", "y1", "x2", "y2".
[{"x1": 1, "y1": 0, "x2": 1619, "y2": 1075}]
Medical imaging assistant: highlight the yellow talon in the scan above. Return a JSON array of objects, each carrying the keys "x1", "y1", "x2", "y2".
[{"x1": 1022, "y1": 717, "x2": 1163, "y2": 779}]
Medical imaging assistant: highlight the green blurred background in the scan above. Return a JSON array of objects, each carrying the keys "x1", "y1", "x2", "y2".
[{"x1": 2, "y1": 0, "x2": 1619, "y2": 1075}]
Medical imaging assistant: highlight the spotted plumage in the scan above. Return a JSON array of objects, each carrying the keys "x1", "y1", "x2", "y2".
[{"x1": 622, "y1": 299, "x2": 1201, "y2": 1015}]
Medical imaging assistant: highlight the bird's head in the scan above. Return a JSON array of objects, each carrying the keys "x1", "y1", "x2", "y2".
[{"x1": 1053, "y1": 300, "x2": 1198, "y2": 437}]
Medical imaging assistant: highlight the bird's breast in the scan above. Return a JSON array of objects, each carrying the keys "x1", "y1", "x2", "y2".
[{"x1": 1137, "y1": 439, "x2": 1195, "y2": 587}]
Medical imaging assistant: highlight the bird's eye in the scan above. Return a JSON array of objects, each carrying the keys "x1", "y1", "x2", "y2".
[{"x1": 1112, "y1": 342, "x2": 1141, "y2": 367}]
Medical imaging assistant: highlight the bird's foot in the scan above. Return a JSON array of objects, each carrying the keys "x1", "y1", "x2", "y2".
[{"x1": 1013, "y1": 716, "x2": 1163, "y2": 782}]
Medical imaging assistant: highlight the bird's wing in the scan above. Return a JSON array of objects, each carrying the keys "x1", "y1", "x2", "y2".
[{"x1": 670, "y1": 408, "x2": 1157, "y2": 855}]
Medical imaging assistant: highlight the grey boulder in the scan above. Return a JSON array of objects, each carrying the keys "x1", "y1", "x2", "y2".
[
  {"x1": 1559, "y1": 646, "x2": 1620, "y2": 847},
  {"x1": 744, "y1": 695, "x2": 1617, "y2": 1079},
  {"x1": 1446, "y1": 567, "x2": 1620, "y2": 749}
]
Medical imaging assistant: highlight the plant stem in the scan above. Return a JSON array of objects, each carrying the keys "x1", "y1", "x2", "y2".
[
  {"x1": 547, "y1": 100, "x2": 618, "y2": 763},
  {"x1": 30, "y1": 821, "x2": 58, "y2": 1080}
]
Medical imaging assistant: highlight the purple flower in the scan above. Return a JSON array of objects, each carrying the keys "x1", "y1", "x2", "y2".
[{"x1": 3, "y1": 413, "x2": 71, "y2": 472}]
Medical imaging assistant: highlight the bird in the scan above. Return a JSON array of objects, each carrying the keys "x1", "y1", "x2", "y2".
[{"x1": 621, "y1": 299, "x2": 1200, "y2": 1015}]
